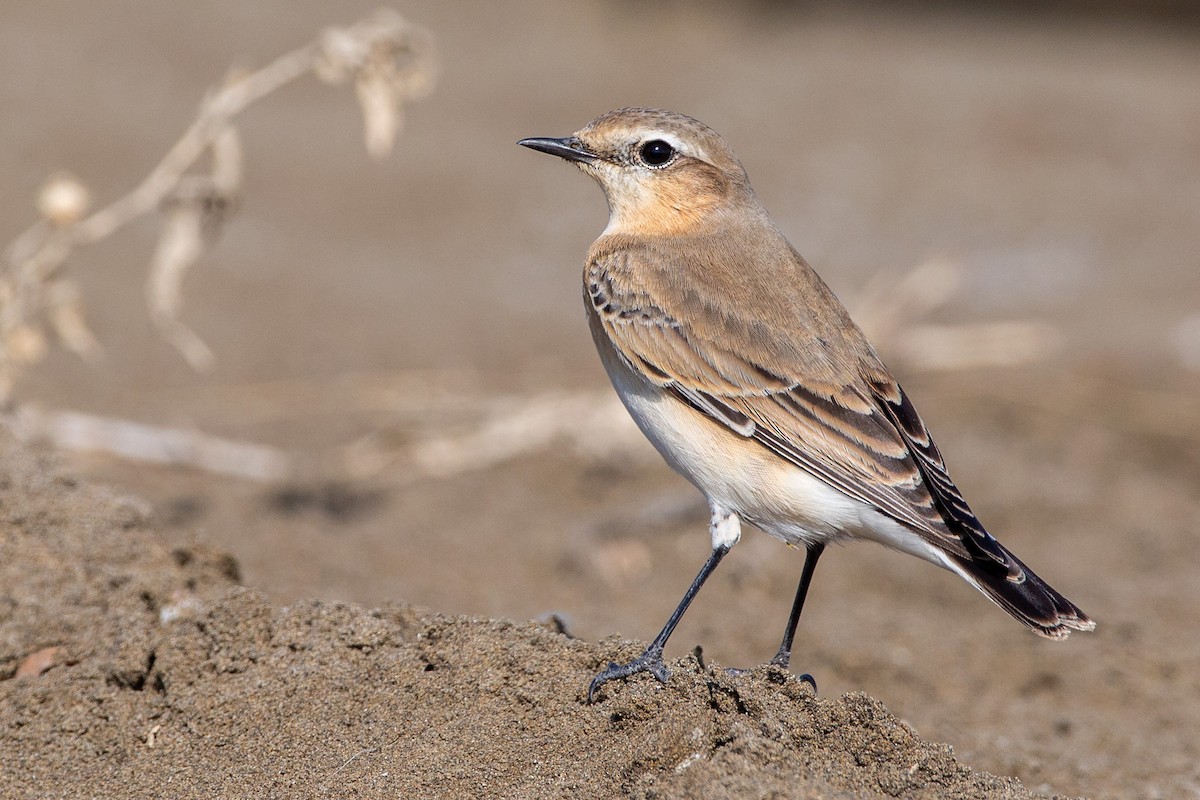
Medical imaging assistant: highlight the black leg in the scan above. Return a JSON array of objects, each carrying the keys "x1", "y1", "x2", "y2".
[
  {"x1": 769, "y1": 542, "x2": 825, "y2": 671},
  {"x1": 587, "y1": 544, "x2": 730, "y2": 702}
]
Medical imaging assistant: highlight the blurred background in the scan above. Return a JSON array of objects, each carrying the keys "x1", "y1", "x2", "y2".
[{"x1": 2, "y1": 2, "x2": 1198, "y2": 798}]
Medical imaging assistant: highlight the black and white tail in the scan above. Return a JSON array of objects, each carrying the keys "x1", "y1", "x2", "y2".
[
  {"x1": 944, "y1": 545, "x2": 1095, "y2": 639},
  {"x1": 873, "y1": 378, "x2": 1095, "y2": 638}
]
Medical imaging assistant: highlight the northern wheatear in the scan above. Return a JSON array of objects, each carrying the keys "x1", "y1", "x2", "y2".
[{"x1": 519, "y1": 108, "x2": 1094, "y2": 701}]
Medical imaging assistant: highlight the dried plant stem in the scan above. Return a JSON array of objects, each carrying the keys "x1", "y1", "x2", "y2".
[
  {"x1": 5, "y1": 405, "x2": 290, "y2": 481},
  {"x1": 73, "y1": 50, "x2": 315, "y2": 248},
  {"x1": 1, "y1": 8, "x2": 435, "y2": 398},
  {"x1": 852, "y1": 259, "x2": 1063, "y2": 372}
]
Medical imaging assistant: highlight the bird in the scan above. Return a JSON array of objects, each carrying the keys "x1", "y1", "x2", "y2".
[{"x1": 518, "y1": 108, "x2": 1094, "y2": 702}]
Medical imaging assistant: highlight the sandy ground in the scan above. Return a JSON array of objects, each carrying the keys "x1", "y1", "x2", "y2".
[
  {"x1": 2, "y1": 2, "x2": 1199, "y2": 798},
  {"x1": 0, "y1": 444, "x2": 1053, "y2": 798}
]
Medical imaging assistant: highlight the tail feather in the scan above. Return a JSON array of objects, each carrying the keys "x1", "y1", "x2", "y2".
[{"x1": 945, "y1": 546, "x2": 1095, "y2": 640}]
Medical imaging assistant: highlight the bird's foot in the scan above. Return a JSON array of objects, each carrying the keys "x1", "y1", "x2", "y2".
[
  {"x1": 792, "y1": 671, "x2": 818, "y2": 693},
  {"x1": 587, "y1": 647, "x2": 669, "y2": 702},
  {"x1": 767, "y1": 651, "x2": 817, "y2": 693},
  {"x1": 722, "y1": 656, "x2": 816, "y2": 693}
]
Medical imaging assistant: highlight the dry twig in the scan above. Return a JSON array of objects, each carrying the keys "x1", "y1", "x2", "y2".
[
  {"x1": 851, "y1": 258, "x2": 1063, "y2": 372},
  {"x1": 0, "y1": 8, "x2": 436, "y2": 399},
  {"x1": 6, "y1": 405, "x2": 290, "y2": 481}
]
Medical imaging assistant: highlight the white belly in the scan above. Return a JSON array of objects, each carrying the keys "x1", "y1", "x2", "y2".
[{"x1": 595, "y1": 331, "x2": 948, "y2": 568}]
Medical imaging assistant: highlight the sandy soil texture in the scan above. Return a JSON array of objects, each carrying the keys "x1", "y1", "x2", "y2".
[
  {"x1": 2, "y1": 2, "x2": 1198, "y2": 798},
  {"x1": 0, "y1": 444, "x2": 1061, "y2": 799}
]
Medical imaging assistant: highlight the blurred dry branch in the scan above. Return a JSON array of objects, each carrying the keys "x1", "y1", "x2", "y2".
[
  {"x1": 7, "y1": 405, "x2": 290, "y2": 481},
  {"x1": 1, "y1": 384, "x2": 643, "y2": 484},
  {"x1": 852, "y1": 259, "x2": 1063, "y2": 371},
  {"x1": 396, "y1": 390, "x2": 644, "y2": 480},
  {"x1": 0, "y1": 8, "x2": 436, "y2": 398}
]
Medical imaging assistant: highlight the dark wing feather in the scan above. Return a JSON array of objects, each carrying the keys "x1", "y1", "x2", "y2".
[{"x1": 868, "y1": 377, "x2": 1017, "y2": 576}]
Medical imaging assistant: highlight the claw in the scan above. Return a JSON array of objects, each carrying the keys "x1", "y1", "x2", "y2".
[
  {"x1": 587, "y1": 648, "x2": 669, "y2": 702},
  {"x1": 731, "y1": 663, "x2": 818, "y2": 694}
]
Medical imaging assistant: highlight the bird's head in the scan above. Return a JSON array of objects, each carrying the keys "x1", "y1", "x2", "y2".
[{"x1": 520, "y1": 107, "x2": 756, "y2": 237}]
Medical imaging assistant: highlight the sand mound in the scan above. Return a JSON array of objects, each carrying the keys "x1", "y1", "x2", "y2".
[{"x1": 0, "y1": 445, "x2": 1062, "y2": 799}]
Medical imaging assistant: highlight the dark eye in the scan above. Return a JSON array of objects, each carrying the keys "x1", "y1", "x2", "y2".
[{"x1": 639, "y1": 139, "x2": 675, "y2": 167}]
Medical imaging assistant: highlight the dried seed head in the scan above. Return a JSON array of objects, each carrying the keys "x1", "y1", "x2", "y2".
[
  {"x1": 317, "y1": 9, "x2": 436, "y2": 158},
  {"x1": 37, "y1": 173, "x2": 90, "y2": 227},
  {"x1": 315, "y1": 28, "x2": 359, "y2": 85},
  {"x1": 5, "y1": 324, "x2": 48, "y2": 365}
]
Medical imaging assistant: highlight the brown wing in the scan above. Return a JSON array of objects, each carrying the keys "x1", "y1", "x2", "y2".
[{"x1": 587, "y1": 244, "x2": 1019, "y2": 574}]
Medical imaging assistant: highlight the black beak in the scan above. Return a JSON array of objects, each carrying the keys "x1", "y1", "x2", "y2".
[{"x1": 517, "y1": 136, "x2": 598, "y2": 164}]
